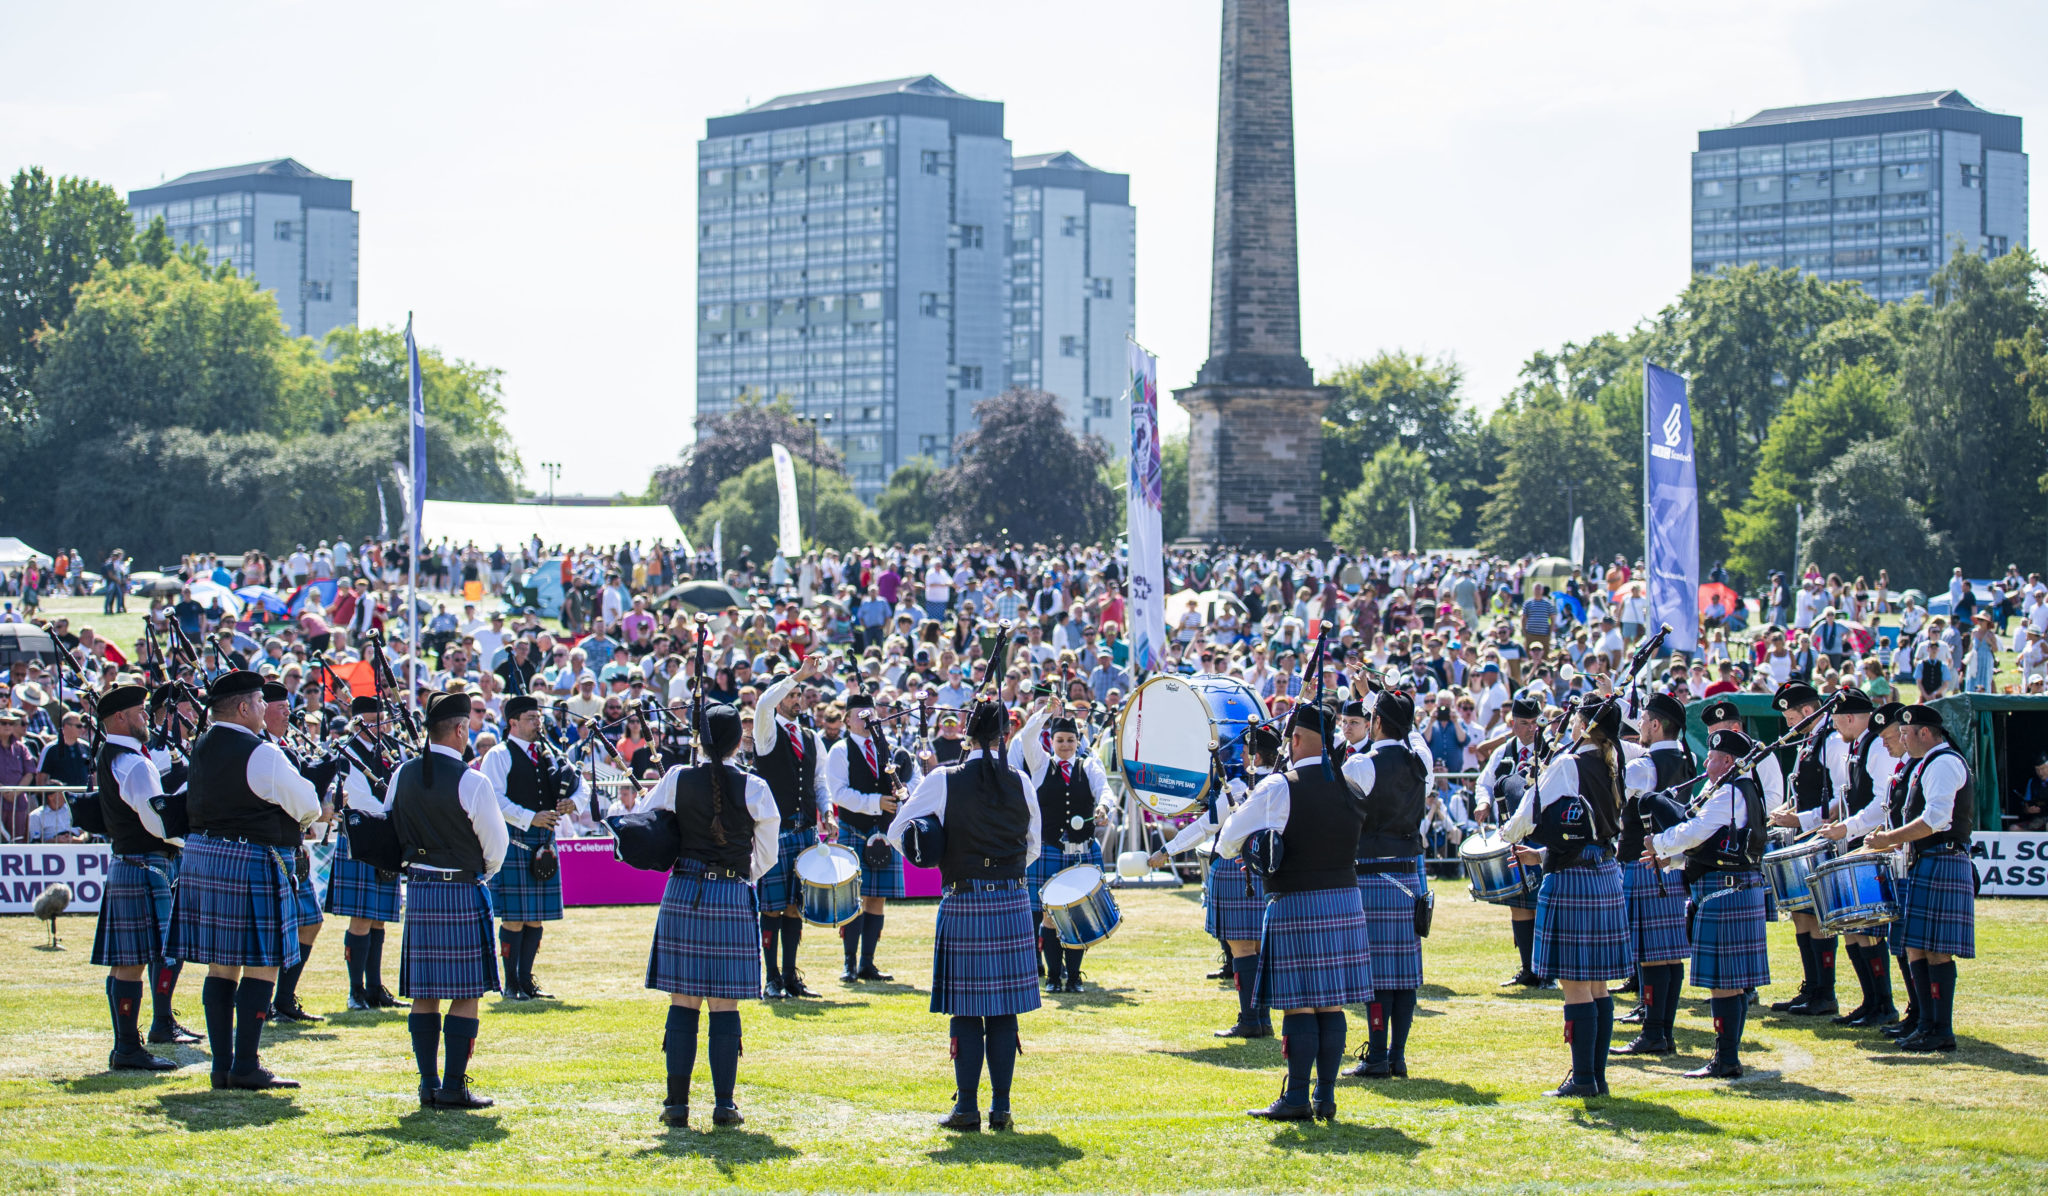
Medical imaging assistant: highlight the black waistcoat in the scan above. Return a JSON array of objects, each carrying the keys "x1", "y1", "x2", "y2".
[
  {"x1": 1683, "y1": 775, "x2": 1768, "y2": 882},
  {"x1": 1356, "y1": 743, "x2": 1426, "y2": 860},
  {"x1": 98, "y1": 742, "x2": 176, "y2": 856},
  {"x1": 938, "y1": 759, "x2": 1031, "y2": 883},
  {"x1": 504, "y1": 739, "x2": 574, "y2": 813},
  {"x1": 1268, "y1": 766, "x2": 1364, "y2": 894},
  {"x1": 672, "y1": 763, "x2": 757, "y2": 872},
  {"x1": 1621, "y1": 746, "x2": 1697, "y2": 863},
  {"x1": 1844, "y1": 732, "x2": 1882, "y2": 818},
  {"x1": 390, "y1": 754, "x2": 485, "y2": 874},
  {"x1": 1036, "y1": 755, "x2": 1094, "y2": 845},
  {"x1": 186, "y1": 726, "x2": 299, "y2": 847},
  {"x1": 838, "y1": 735, "x2": 907, "y2": 833},
  {"x1": 1899, "y1": 745, "x2": 1975, "y2": 856},
  {"x1": 753, "y1": 720, "x2": 817, "y2": 827},
  {"x1": 1792, "y1": 726, "x2": 1837, "y2": 813}
]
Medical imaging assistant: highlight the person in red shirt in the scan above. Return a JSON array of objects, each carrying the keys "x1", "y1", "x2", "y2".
[{"x1": 1702, "y1": 660, "x2": 1741, "y2": 698}]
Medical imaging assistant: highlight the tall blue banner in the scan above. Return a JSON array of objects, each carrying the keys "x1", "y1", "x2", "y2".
[{"x1": 1644, "y1": 363, "x2": 1699, "y2": 655}]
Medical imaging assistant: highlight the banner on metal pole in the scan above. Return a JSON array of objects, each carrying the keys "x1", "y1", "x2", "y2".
[
  {"x1": 770, "y1": 443, "x2": 803, "y2": 558},
  {"x1": 1570, "y1": 515, "x2": 1585, "y2": 569},
  {"x1": 1125, "y1": 341, "x2": 1166, "y2": 676},
  {"x1": 1408, "y1": 499, "x2": 1418, "y2": 553},
  {"x1": 1644, "y1": 363, "x2": 1700, "y2": 654}
]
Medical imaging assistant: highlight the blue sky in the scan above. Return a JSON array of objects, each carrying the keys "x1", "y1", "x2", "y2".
[{"x1": 4, "y1": 0, "x2": 2041, "y2": 495}]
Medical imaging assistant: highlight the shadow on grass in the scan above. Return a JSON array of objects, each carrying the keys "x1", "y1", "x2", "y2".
[
  {"x1": 1153, "y1": 1043, "x2": 1282, "y2": 1071},
  {"x1": 1040, "y1": 986, "x2": 1138, "y2": 1009},
  {"x1": 488, "y1": 999, "x2": 591, "y2": 1015},
  {"x1": 151, "y1": 1090, "x2": 307, "y2": 1131},
  {"x1": 258, "y1": 1022, "x2": 338, "y2": 1044},
  {"x1": 1369, "y1": 1077, "x2": 1502, "y2": 1106},
  {"x1": 1265, "y1": 1121, "x2": 1426, "y2": 1156},
  {"x1": 1717, "y1": 1074, "x2": 1852, "y2": 1101},
  {"x1": 55, "y1": 1068, "x2": 193, "y2": 1096},
  {"x1": 925, "y1": 1129, "x2": 1082, "y2": 1168},
  {"x1": 1865, "y1": 1037, "x2": 2048, "y2": 1075},
  {"x1": 340, "y1": 1107, "x2": 510, "y2": 1152},
  {"x1": 1417, "y1": 983, "x2": 1456, "y2": 1001},
  {"x1": 637, "y1": 1123, "x2": 797, "y2": 1171},
  {"x1": 1565, "y1": 1096, "x2": 1721, "y2": 1136},
  {"x1": 763, "y1": 997, "x2": 866, "y2": 1019}
]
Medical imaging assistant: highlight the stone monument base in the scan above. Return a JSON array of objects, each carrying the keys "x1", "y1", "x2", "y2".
[{"x1": 1174, "y1": 382, "x2": 1333, "y2": 549}]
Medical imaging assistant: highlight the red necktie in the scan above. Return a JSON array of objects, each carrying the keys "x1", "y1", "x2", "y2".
[
  {"x1": 1059, "y1": 759, "x2": 1073, "y2": 784},
  {"x1": 864, "y1": 738, "x2": 877, "y2": 774},
  {"x1": 787, "y1": 724, "x2": 803, "y2": 761},
  {"x1": 528, "y1": 743, "x2": 540, "y2": 766}
]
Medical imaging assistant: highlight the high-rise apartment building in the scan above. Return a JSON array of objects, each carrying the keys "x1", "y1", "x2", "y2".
[
  {"x1": 1693, "y1": 91, "x2": 2026, "y2": 302},
  {"x1": 128, "y1": 158, "x2": 359, "y2": 341},
  {"x1": 1009, "y1": 152, "x2": 1135, "y2": 445}
]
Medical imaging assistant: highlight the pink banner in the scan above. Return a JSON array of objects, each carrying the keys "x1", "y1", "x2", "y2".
[{"x1": 555, "y1": 836, "x2": 942, "y2": 905}]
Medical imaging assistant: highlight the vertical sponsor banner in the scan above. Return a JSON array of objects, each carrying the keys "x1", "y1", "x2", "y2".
[
  {"x1": 1126, "y1": 342, "x2": 1166, "y2": 676},
  {"x1": 1570, "y1": 515, "x2": 1585, "y2": 569},
  {"x1": 405, "y1": 314, "x2": 427, "y2": 700},
  {"x1": 770, "y1": 443, "x2": 803, "y2": 558},
  {"x1": 1644, "y1": 363, "x2": 1700, "y2": 654}
]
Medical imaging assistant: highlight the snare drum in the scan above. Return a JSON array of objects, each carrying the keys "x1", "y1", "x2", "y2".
[
  {"x1": 1041, "y1": 863, "x2": 1122, "y2": 949},
  {"x1": 1761, "y1": 838, "x2": 1835, "y2": 914},
  {"x1": 1808, "y1": 851, "x2": 1903, "y2": 933},
  {"x1": 1460, "y1": 829, "x2": 1534, "y2": 904},
  {"x1": 794, "y1": 843, "x2": 863, "y2": 929},
  {"x1": 1117, "y1": 674, "x2": 1268, "y2": 818}
]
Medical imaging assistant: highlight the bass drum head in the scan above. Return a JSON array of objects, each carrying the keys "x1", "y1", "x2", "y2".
[
  {"x1": 1117, "y1": 676, "x2": 1217, "y2": 817},
  {"x1": 1186, "y1": 674, "x2": 1269, "y2": 777}
]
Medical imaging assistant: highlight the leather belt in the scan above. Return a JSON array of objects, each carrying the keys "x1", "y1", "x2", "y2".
[
  {"x1": 674, "y1": 863, "x2": 747, "y2": 880},
  {"x1": 406, "y1": 865, "x2": 480, "y2": 884},
  {"x1": 945, "y1": 878, "x2": 1025, "y2": 895}
]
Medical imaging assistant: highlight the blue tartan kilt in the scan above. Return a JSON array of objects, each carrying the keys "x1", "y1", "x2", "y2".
[
  {"x1": 1256, "y1": 887, "x2": 1375, "y2": 1010},
  {"x1": 325, "y1": 833, "x2": 403, "y2": 922},
  {"x1": 647, "y1": 867, "x2": 762, "y2": 999},
  {"x1": 490, "y1": 824, "x2": 565, "y2": 922},
  {"x1": 291, "y1": 856, "x2": 323, "y2": 929},
  {"x1": 92, "y1": 854, "x2": 177, "y2": 968},
  {"x1": 757, "y1": 827, "x2": 818, "y2": 913},
  {"x1": 1688, "y1": 873, "x2": 1772, "y2": 990},
  {"x1": 930, "y1": 880, "x2": 1043, "y2": 1016},
  {"x1": 1900, "y1": 851, "x2": 1976, "y2": 958},
  {"x1": 1205, "y1": 855, "x2": 1266, "y2": 941},
  {"x1": 1028, "y1": 840, "x2": 1104, "y2": 917},
  {"x1": 398, "y1": 878, "x2": 500, "y2": 1000},
  {"x1": 1889, "y1": 873, "x2": 1914, "y2": 956},
  {"x1": 838, "y1": 822, "x2": 905, "y2": 898},
  {"x1": 166, "y1": 834, "x2": 301, "y2": 969},
  {"x1": 1622, "y1": 858, "x2": 1691, "y2": 965},
  {"x1": 1533, "y1": 858, "x2": 1632, "y2": 982},
  {"x1": 1502, "y1": 875, "x2": 1541, "y2": 912},
  {"x1": 1356, "y1": 864, "x2": 1423, "y2": 991}
]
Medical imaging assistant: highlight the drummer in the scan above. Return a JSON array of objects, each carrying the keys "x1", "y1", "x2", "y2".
[
  {"x1": 824, "y1": 694, "x2": 920, "y2": 983},
  {"x1": 1017, "y1": 700, "x2": 1110, "y2": 993},
  {"x1": 1339, "y1": 689, "x2": 1427, "y2": 1080},
  {"x1": 1765, "y1": 681, "x2": 1849, "y2": 1018},
  {"x1": 1825, "y1": 703, "x2": 1974, "y2": 1053},
  {"x1": 1651, "y1": 729, "x2": 1772, "y2": 1078},
  {"x1": 751, "y1": 657, "x2": 835, "y2": 1000},
  {"x1": 1474, "y1": 695, "x2": 1548, "y2": 988},
  {"x1": 1151, "y1": 723, "x2": 1282, "y2": 1039},
  {"x1": 1772, "y1": 687, "x2": 1898, "y2": 1028},
  {"x1": 1701, "y1": 696, "x2": 1780, "y2": 1008},
  {"x1": 1614, "y1": 693, "x2": 1694, "y2": 1056},
  {"x1": 1501, "y1": 698, "x2": 1632, "y2": 1098}
]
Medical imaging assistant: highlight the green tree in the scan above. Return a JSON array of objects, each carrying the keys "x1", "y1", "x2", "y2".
[
  {"x1": 875, "y1": 455, "x2": 942, "y2": 545},
  {"x1": 1723, "y1": 362, "x2": 1902, "y2": 582},
  {"x1": 1159, "y1": 430, "x2": 1189, "y2": 544},
  {"x1": 692, "y1": 456, "x2": 877, "y2": 556},
  {"x1": 1320, "y1": 352, "x2": 1469, "y2": 526},
  {"x1": 0, "y1": 168, "x2": 138, "y2": 424},
  {"x1": 1894, "y1": 248, "x2": 2048, "y2": 572},
  {"x1": 320, "y1": 324, "x2": 516, "y2": 448},
  {"x1": 1331, "y1": 443, "x2": 1456, "y2": 552},
  {"x1": 1802, "y1": 439, "x2": 1951, "y2": 589},
  {"x1": 933, "y1": 389, "x2": 1118, "y2": 545},
  {"x1": 1477, "y1": 400, "x2": 1639, "y2": 559},
  {"x1": 652, "y1": 392, "x2": 843, "y2": 523}
]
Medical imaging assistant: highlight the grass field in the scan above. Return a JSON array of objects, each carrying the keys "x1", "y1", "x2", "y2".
[{"x1": 3, "y1": 886, "x2": 2045, "y2": 1194}]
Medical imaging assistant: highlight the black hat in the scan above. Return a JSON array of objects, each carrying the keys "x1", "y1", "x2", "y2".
[
  {"x1": 1247, "y1": 723, "x2": 1283, "y2": 759},
  {"x1": 1340, "y1": 699, "x2": 1368, "y2": 720},
  {"x1": 350, "y1": 695, "x2": 382, "y2": 716},
  {"x1": 261, "y1": 681, "x2": 289, "y2": 703},
  {"x1": 1048, "y1": 716, "x2": 1079, "y2": 737},
  {"x1": 1872, "y1": 702, "x2": 1906, "y2": 728},
  {"x1": 99, "y1": 684, "x2": 147, "y2": 719},
  {"x1": 1509, "y1": 694, "x2": 1543, "y2": 720},
  {"x1": 1701, "y1": 699, "x2": 1742, "y2": 727},
  {"x1": 702, "y1": 702, "x2": 743, "y2": 757},
  {"x1": 207, "y1": 670, "x2": 265, "y2": 705},
  {"x1": 1773, "y1": 681, "x2": 1821, "y2": 711},
  {"x1": 1644, "y1": 693, "x2": 1687, "y2": 729},
  {"x1": 1709, "y1": 729, "x2": 1753, "y2": 756},
  {"x1": 1587, "y1": 698, "x2": 1623, "y2": 741},
  {"x1": 1375, "y1": 690, "x2": 1416, "y2": 739},
  {"x1": 1897, "y1": 704, "x2": 1943, "y2": 729},
  {"x1": 1833, "y1": 686, "x2": 1875, "y2": 714},
  {"x1": 846, "y1": 692, "x2": 875, "y2": 710},
  {"x1": 1289, "y1": 700, "x2": 1339, "y2": 740},
  {"x1": 149, "y1": 683, "x2": 180, "y2": 713},
  {"x1": 966, "y1": 699, "x2": 1007, "y2": 743},
  {"x1": 504, "y1": 694, "x2": 540, "y2": 721},
  {"x1": 427, "y1": 691, "x2": 473, "y2": 724}
]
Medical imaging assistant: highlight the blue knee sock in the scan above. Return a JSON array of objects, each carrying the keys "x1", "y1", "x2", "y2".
[
  {"x1": 950, "y1": 1015, "x2": 985, "y2": 1113},
  {"x1": 201, "y1": 975, "x2": 235, "y2": 1076},
  {"x1": 148, "y1": 959, "x2": 182, "y2": 1033},
  {"x1": 707, "y1": 1010, "x2": 741, "y2": 1106},
  {"x1": 110, "y1": 978, "x2": 144, "y2": 1053},
  {"x1": 366, "y1": 928, "x2": 388, "y2": 992},
  {"x1": 1593, "y1": 995, "x2": 1615, "y2": 1085},
  {"x1": 1232, "y1": 956, "x2": 1255, "y2": 1024},
  {"x1": 344, "y1": 932, "x2": 369, "y2": 998},
  {"x1": 1280, "y1": 1012, "x2": 1319, "y2": 1105},
  {"x1": 1710, "y1": 994, "x2": 1744, "y2": 1067},
  {"x1": 499, "y1": 927, "x2": 521, "y2": 989},
  {"x1": 1364, "y1": 999, "x2": 1388, "y2": 1062},
  {"x1": 859, "y1": 912, "x2": 884, "y2": 970},
  {"x1": 1387, "y1": 989, "x2": 1417, "y2": 1065},
  {"x1": 664, "y1": 1005, "x2": 699, "y2": 1108},
  {"x1": 231, "y1": 978, "x2": 274, "y2": 1075},
  {"x1": 518, "y1": 926, "x2": 544, "y2": 989},
  {"x1": 1313, "y1": 1010, "x2": 1346, "y2": 1102},
  {"x1": 442, "y1": 1014, "x2": 478, "y2": 1089},
  {"x1": 985, "y1": 1013, "x2": 1018, "y2": 1113},
  {"x1": 761, "y1": 918, "x2": 782, "y2": 978},
  {"x1": 408, "y1": 1012, "x2": 440, "y2": 1087},
  {"x1": 779, "y1": 918, "x2": 803, "y2": 982},
  {"x1": 1562, "y1": 1001, "x2": 1595, "y2": 1085}
]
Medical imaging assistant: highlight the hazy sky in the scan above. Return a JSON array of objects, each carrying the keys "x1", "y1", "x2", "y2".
[{"x1": 4, "y1": 0, "x2": 2041, "y2": 496}]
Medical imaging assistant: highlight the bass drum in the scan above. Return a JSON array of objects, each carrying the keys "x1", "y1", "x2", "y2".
[{"x1": 1116, "y1": 674, "x2": 1268, "y2": 818}]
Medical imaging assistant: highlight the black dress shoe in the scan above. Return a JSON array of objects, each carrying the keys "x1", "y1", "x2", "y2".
[
  {"x1": 372, "y1": 986, "x2": 409, "y2": 1009},
  {"x1": 1346, "y1": 1057, "x2": 1392, "y2": 1079},
  {"x1": 110, "y1": 1047, "x2": 178, "y2": 1072},
  {"x1": 1548, "y1": 1074, "x2": 1602, "y2": 1098},
  {"x1": 147, "y1": 1019, "x2": 202, "y2": 1045},
  {"x1": 1769, "y1": 987, "x2": 1810, "y2": 1012},
  {"x1": 211, "y1": 1071, "x2": 230, "y2": 1090},
  {"x1": 1858, "y1": 1006, "x2": 1900, "y2": 1028},
  {"x1": 1895, "y1": 1030, "x2": 1958, "y2": 1053},
  {"x1": 1312, "y1": 1099, "x2": 1336, "y2": 1120},
  {"x1": 1206, "y1": 967, "x2": 1231, "y2": 980},
  {"x1": 1683, "y1": 1059, "x2": 1744, "y2": 1079},
  {"x1": 988, "y1": 1110, "x2": 1014, "y2": 1131},
  {"x1": 1247, "y1": 1096, "x2": 1313, "y2": 1120},
  {"x1": 1502, "y1": 969, "x2": 1542, "y2": 988},
  {"x1": 1884, "y1": 1016, "x2": 1919, "y2": 1038},
  {"x1": 525, "y1": 980, "x2": 555, "y2": 1000},
  {"x1": 1617, "y1": 974, "x2": 1641, "y2": 995},
  {"x1": 660, "y1": 1103, "x2": 688, "y2": 1127},
  {"x1": 856, "y1": 965, "x2": 893, "y2": 982},
  {"x1": 1785, "y1": 994, "x2": 1838, "y2": 1017},
  {"x1": 1214, "y1": 1021, "x2": 1269, "y2": 1039},
  {"x1": 1620, "y1": 1004, "x2": 1648, "y2": 1025},
  {"x1": 432, "y1": 1080, "x2": 494, "y2": 1109},
  {"x1": 938, "y1": 1109, "x2": 982, "y2": 1131},
  {"x1": 784, "y1": 970, "x2": 821, "y2": 998},
  {"x1": 1830, "y1": 1003, "x2": 1870, "y2": 1026},
  {"x1": 1061, "y1": 977, "x2": 1086, "y2": 994},
  {"x1": 502, "y1": 987, "x2": 532, "y2": 1002},
  {"x1": 273, "y1": 999, "x2": 323, "y2": 1024},
  {"x1": 1044, "y1": 977, "x2": 1065, "y2": 994},
  {"x1": 419, "y1": 1082, "x2": 438, "y2": 1109},
  {"x1": 1611, "y1": 1035, "x2": 1675, "y2": 1056},
  {"x1": 840, "y1": 967, "x2": 861, "y2": 984},
  {"x1": 227, "y1": 1066, "x2": 301, "y2": 1090},
  {"x1": 346, "y1": 993, "x2": 375, "y2": 1012},
  {"x1": 763, "y1": 972, "x2": 787, "y2": 1000},
  {"x1": 711, "y1": 1103, "x2": 744, "y2": 1125}
]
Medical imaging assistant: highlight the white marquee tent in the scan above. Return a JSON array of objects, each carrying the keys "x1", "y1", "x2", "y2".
[{"x1": 420, "y1": 501, "x2": 690, "y2": 553}]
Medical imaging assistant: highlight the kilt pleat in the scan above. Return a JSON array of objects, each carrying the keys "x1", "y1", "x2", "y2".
[
  {"x1": 930, "y1": 882, "x2": 1042, "y2": 1016},
  {"x1": 1205, "y1": 855, "x2": 1266, "y2": 941},
  {"x1": 1028, "y1": 840, "x2": 1104, "y2": 916},
  {"x1": 646, "y1": 868, "x2": 762, "y2": 999},
  {"x1": 399, "y1": 879, "x2": 500, "y2": 1000},
  {"x1": 757, "y1": 827, "x2": 818, "y2": 912},
  {"x1": 91, "y1": 855, "x2": 177, "y2": 968},
  {"x1": 292, "y1": 863, "x2": 324, "y2": 928},
  {"x1": 1900, "y1": 852, "x2": 1975, "y2": 958},
  {"x1": 166, "y1": 834, "x2": 300, "y2": 969},
  {"x1": 1623, "y1": 858, "x2": 1690, "y2": 965},
  {"x1": 324, "y1": 834, "x2": 403, "y2": 922},
  {"x1": 1356, "y1": 864, "x2": 1423, "y2": 990},
  {"x1": 1534, "y1": 859, "x2": 1631, "y2": 982},
  {"x1": 1687, "y1": 873, "x2": 1772, "y2": 990},
  {"x1": 838, "y1": 822, "x2": 905, "y2": 898},
  {"x1": 1888, "y1": 872, "x2": 1913, "y2": 956},
  {"x1": 1502, "y1": 879, "x2": 1541, "y2": 912},
  {"x1": 490, "y1": 823, "x2": 565, "y2": 922},
  {"x1": 1256, "y1": 887, "x2": 1375, "y2": 1010}
]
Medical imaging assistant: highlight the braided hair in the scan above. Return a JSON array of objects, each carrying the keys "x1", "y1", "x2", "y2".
[
  {"x1": 966, "y1": 698, "x2": 1008, "y2": 804},
  {"x1": 1582, "y1": 705, "x2": 1625, "y2": 843}
]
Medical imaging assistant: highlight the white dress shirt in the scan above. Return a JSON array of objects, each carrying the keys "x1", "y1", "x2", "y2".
[
  {"x1": 1843, "y1": 747, "x2": 1968, "y2": 839},
  {"x1": 1161, "y1": 774, "x2": 1259, "y2": 857},
  {"x1": 384, "y1": 743, "x2": 511, "y2": 879},
  {"x1": 1650, "y1": 775, "x2": 1754, "y2": 860},
  {"x1": 1475, "y1": 736, "x2": 1539, "y2": 818},
  {"x1": 638, "y1": 762, "x2": 780, "y2": 882},
  {"x1": 885, "y1": 749, "x2": 1041, "y2": 868},
  {"x1": 1215, "y1": 756, "x2": 1331, "y2": 860},
  {"x1": 212, "y1": 721, "x2": 320, "y2": 830},
  {"x1": 479, "y1": 735, "x2": 589, "y2": 831},
  {"x1": 750, "y1": 677, "x2": 834, "y2": 821},
  {"x1": 824, "y1": 731, "x2": 922, "y2": 815},
  {"x1": 340, "y1": 736, "x2": 398, "y2": 816},
  {"x1": 1017, "y1": 711, "x2": 1108, "y2": 801},
  {"x1": 1796, "y1": 731, "x2": 1897, "y2": 832},
  {"x1": 1623, "y1": 740, "x2": 1689, "y2": 797},
  {"x1": 106, "y1": 733, "x2": 178, "y2": 846}
]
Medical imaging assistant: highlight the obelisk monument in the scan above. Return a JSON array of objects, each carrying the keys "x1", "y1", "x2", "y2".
[{"x1": 1175, "y1": 0, "x2": 1332, "y2": 547}]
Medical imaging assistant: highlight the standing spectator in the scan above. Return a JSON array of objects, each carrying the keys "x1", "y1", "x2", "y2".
[
  {"x1": 1520, "y1": 584, "x2": 1555, "y2": 652},
  {"x1": 922, "y1": 559, "x2": 952, "y2": 620},
  {"x1": 0, "y1": 710, "x2": 37, "y2": 841},
  {"x1": 101, "y1": 549, "x2": 129, "y2": 614},
  {"x1": 1966, "y1": 613, "x2": 1999, "y2": 693}
]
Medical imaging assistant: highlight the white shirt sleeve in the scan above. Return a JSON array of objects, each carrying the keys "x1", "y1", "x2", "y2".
[
  {"x1": 245, "y1": 738, "x2": 320, "y2": 829},
  {"x1": 753, "y1": 675, "x2": 796, "y2": 756},
  {"x1": 1651, "y1": 780, "x2": 1741, "y2": 859},
  {"x1": 1824, "y1": 735, "x2": 1853, "y2": 817},
  {"x1": 1754, "y1": 754, "x2": 1785, "y2": 808},
  {"x1": 1082, "y1": 755, "x2": 1107, "y2": 803},
  {"x1": 343, "y1": 760, "x2": 392, "y2": 816},
  {"x1": 1019, "y1": 710, "x2": 1050, "y2": 774},
  {"x1": 1216, "y1": 769, "x2": 1292, "y2": 860},
  {"x1": 744, "y1": 774, "x2": 780, "y2": 882},
  {"x1": 640, "y1": 765, "x2": 682, "y2": 813},
  {"x1": 1503, "y1": 753, "x2": 1577, "y2": 845},
  {"x1": 1162, "y1": 786, "x2": 1229, "y2": 857},
  {"x1": 1623, "y1": 754, "x2": 1657, "y2": 797},
  {"x1": 1911, "y1": 751, "x2": 1969, "y2": 833},
  {"x1": 110, "y1": 750, "x2": 175, "y2": 844},
  {"x1": 884, "y1": 763, "x2": 948, "y2": 849},
  {"x1": 1019, "y1": 763, "x2": 1042, "y2": 867},
  {"x1": 456, "y1": 762, "x2": 511, "y2": 878},
  {"x1": 1340, "y1": 751, "x2": 1377, "y2": 797},
  {"x1": 480, "y1": 743, "x2": 535, "y2": 831}
]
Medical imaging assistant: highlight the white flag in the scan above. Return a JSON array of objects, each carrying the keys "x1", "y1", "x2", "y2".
[
  {"x1": 1408, "y1": 499, "x2": 1418, "y2": 553},
  {"x1": 770, "y1": 443, "x2": 803, "y2": 558},
  {"x1": 1571, "y1": 515, "x2": 1586, "y2": 569}
]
